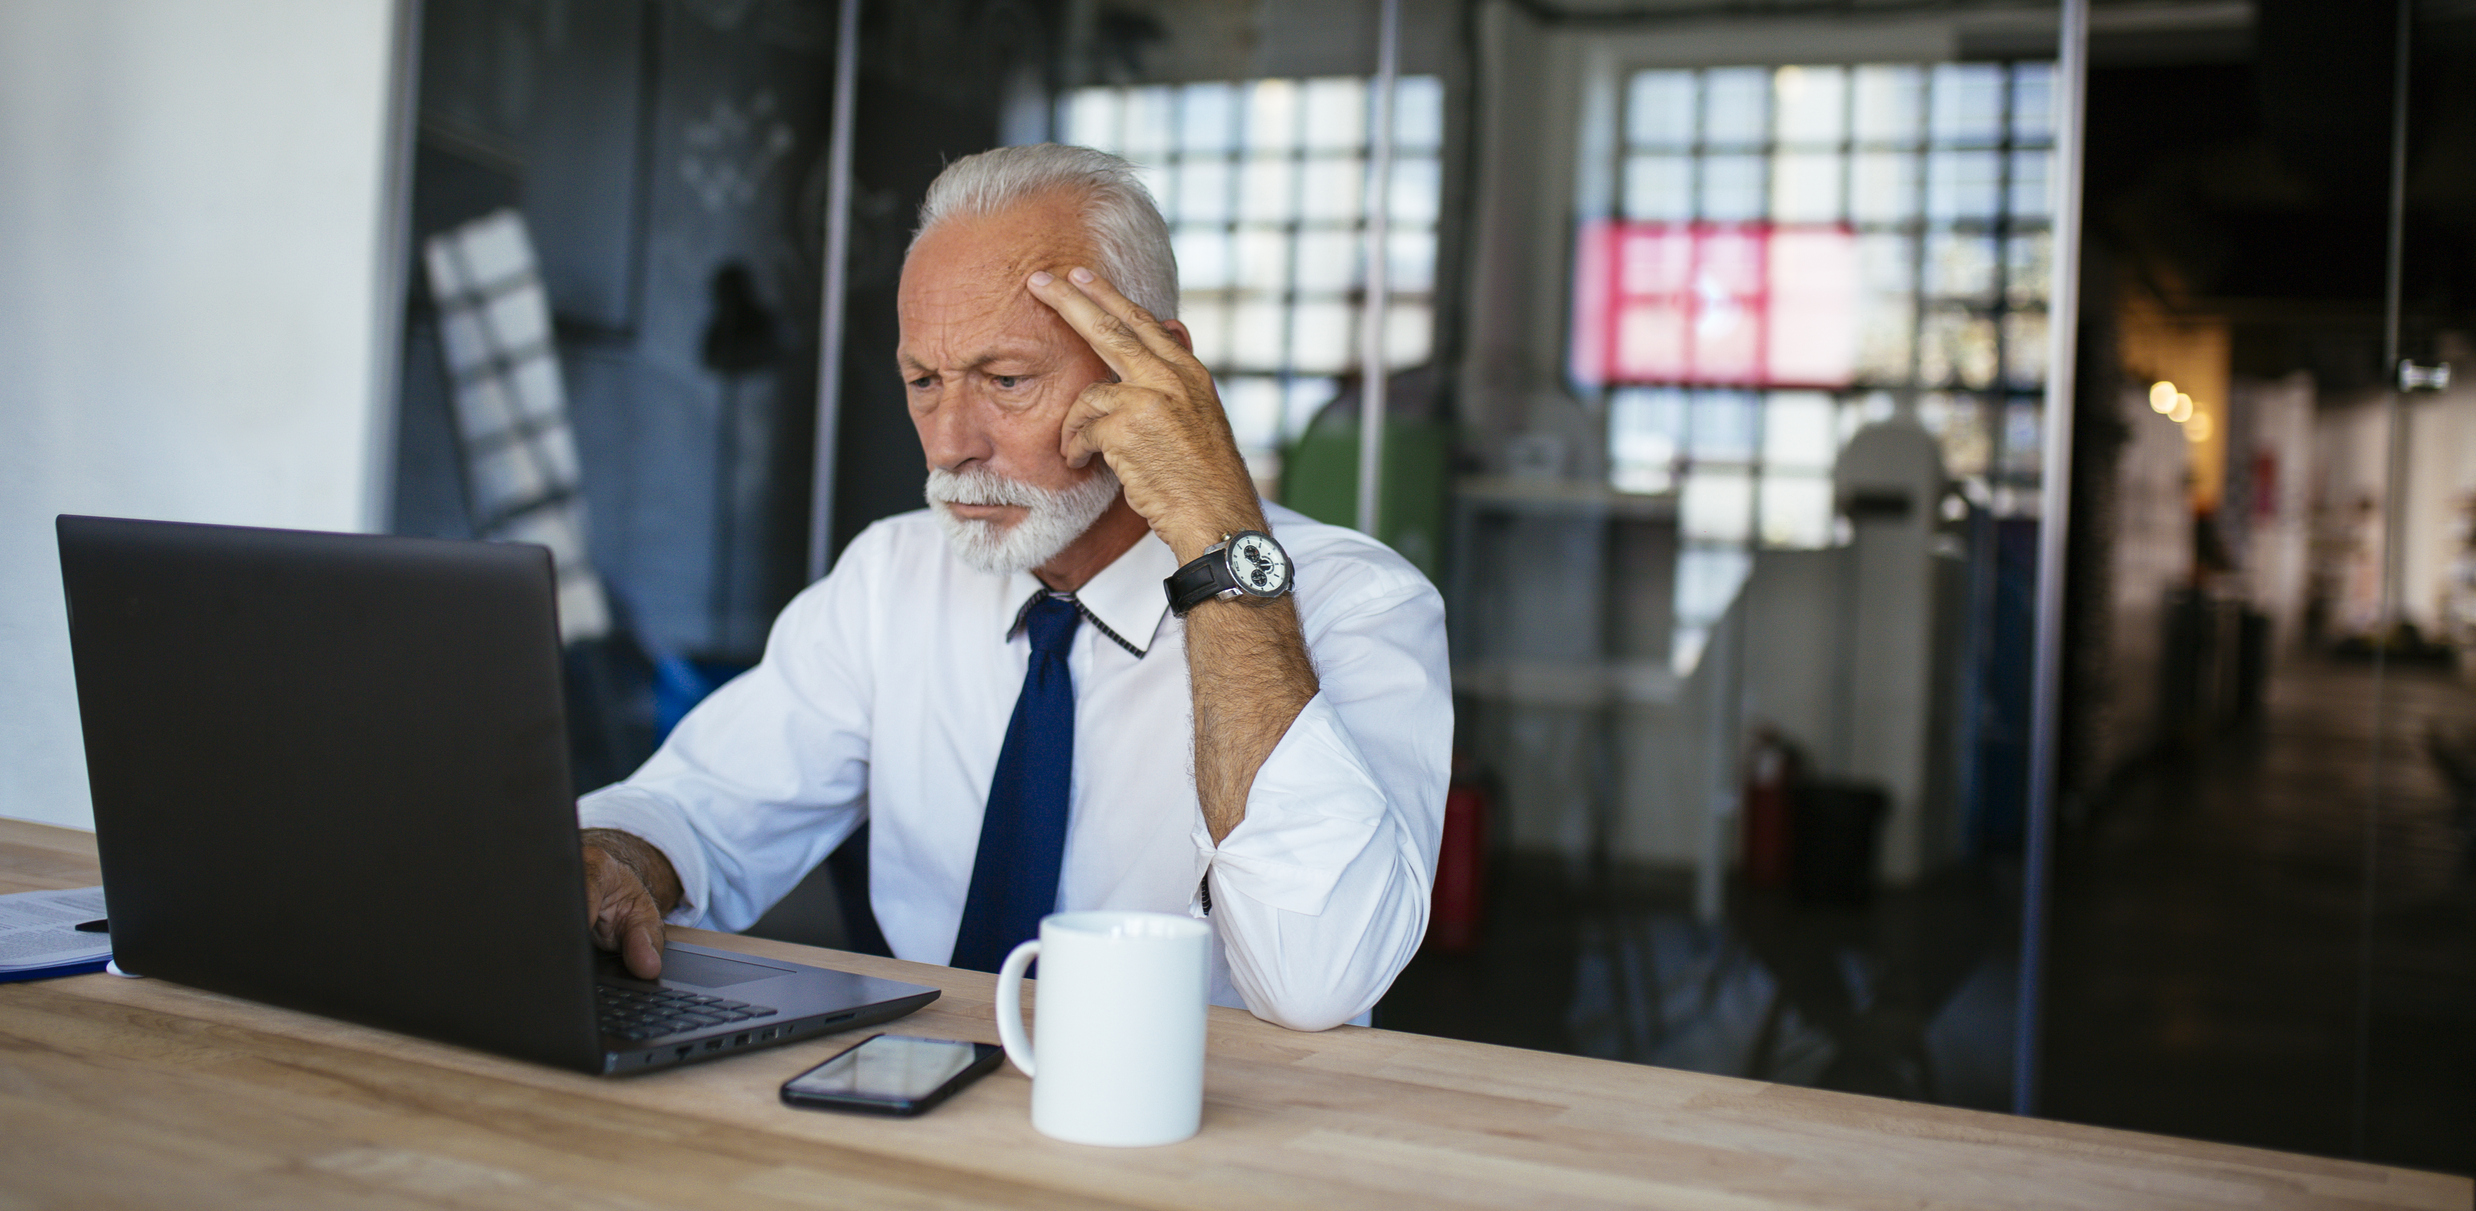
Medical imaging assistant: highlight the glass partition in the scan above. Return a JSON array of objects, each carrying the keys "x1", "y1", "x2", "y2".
[{"x1": 389, "y1": 0, "x2": 2473, "y2": 1166}]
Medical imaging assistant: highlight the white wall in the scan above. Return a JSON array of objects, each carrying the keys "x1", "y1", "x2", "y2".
[{"x1": 0, "y1": 0, "x2": 404, "y2": 829}]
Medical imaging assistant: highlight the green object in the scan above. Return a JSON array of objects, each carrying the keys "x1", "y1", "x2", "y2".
[{"x1": 1281, "y1": 418, "x2": 1452, "y2": 582}]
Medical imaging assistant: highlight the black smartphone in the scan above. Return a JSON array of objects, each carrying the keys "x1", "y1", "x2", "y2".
[{"x1": 778, "y1": 1034, "x2": 1005, "y2": 1116}]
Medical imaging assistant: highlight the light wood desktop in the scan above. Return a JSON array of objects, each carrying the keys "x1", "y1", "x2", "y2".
[{"x1": 0, "y1": 818, "x2": 2461, "y2": 1210}]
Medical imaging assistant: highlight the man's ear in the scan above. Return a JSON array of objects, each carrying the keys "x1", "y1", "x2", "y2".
[{"x1": 1161, "y1": 318, "x2": 1197, "y2": 355}]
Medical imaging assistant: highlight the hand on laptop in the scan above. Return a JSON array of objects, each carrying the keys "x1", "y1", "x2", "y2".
[{"x1": 582, "y1": 829, "x2": 681, "y2": 980}]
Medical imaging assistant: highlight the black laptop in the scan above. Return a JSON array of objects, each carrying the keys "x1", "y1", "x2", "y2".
[{"x1": 56, "y1": 515, "x2": 937, "y2": 1075}]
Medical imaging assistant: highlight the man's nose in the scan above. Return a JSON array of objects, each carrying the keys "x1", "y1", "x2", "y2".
[{"x1": 917, "y1": 386, "x2": 996, "y2": 473}]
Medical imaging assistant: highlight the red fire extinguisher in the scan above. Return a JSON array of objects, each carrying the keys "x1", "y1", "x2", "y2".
[
  {"x1": 1742, "y1": 725, "x2": 1798, "y2": 891},
  {"x1": 1428, "y1": 750, "x2": 1491, "y2": 953}
]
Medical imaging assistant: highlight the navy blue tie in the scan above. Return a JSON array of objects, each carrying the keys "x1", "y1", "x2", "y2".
[{"x1": 949, "y1": 594, "x2": 1081, "y2": 972}]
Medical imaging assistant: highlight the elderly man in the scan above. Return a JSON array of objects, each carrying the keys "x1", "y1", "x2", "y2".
[{"x1": 576, "y1": 144, "x2": 1448, "y2": 1031}]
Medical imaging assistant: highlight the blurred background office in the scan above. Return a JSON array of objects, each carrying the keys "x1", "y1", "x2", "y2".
[{"x1": 1, "y1": 0, "x2": 2467, "y2": 1177}]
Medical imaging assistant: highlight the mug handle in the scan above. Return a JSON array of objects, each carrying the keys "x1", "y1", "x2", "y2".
[{"x1": 994, "y1": 939, "x2": 1040, "y2": 1077}]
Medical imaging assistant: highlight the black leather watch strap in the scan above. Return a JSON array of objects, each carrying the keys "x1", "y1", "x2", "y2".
[{"x1": 1164, "y1": 539, "x2": 1235, "y2": 617}]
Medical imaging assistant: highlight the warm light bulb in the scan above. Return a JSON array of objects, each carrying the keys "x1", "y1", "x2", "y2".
[
  {"x1": 2150, "y1": 381, "x2": 2178, "y2": 413},
  {"x1": 2185, "y1": 412, "x2": 2214, "y2": 442},
  {"x1": 2170, "y1": 393, "x2": 2194, "y2": 424}
]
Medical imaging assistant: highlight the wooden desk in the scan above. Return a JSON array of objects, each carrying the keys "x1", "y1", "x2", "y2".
[{"x1": 1, "y1": 818, "x2": 2462, "y2": 1210}]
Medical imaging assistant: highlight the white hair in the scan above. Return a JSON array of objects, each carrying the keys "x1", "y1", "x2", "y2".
[
  {"x1": 924, "y1": 463, "x2": 1124, "y2": 575},
  {"x1": 914, "y1": 144, "x2": 1179, "y2": 321}
]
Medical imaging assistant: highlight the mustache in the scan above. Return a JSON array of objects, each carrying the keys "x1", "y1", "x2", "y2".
[{"x1": 924, "y1": 466, "x2": 1048, "y2": 510}]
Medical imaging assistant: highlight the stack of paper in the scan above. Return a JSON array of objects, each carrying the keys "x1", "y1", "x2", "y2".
[{"x1": 0, "y1": 886, "x2": 111, "y2": 983}]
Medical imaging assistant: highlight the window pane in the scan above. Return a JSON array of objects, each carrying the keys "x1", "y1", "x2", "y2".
[
  {"x1": 2010, "y1": 63, "x2": 2055, "y2": 143},
  {"x1": 1628, "y1": 70, "x2": 1697, "y2": 148},
  {"x1": 1624, "y1": 155, "x2": 1694, "y2": 222},
  {"x1": 1394, "y1": 75, "x2": 1445, "y2": 150},
  {"x1": 1926, "y1": 150, "x2": 2002, "y2": 222},
  {"x1": 1852, "y1": 65, "x2": 1922, "y2": 146},
  {"x1": 1301, "y1": 76, "x2": 1367, "y2": 151},
  {"x1": 1682, "y1": 470, "x2": 1754, "y2": 542},
  {"x1": 1851, "y1": 151, "x2": 1917, "y2": 222},
  {"x1": 1610, "y1": 387, "x2": 1686, "y2": 493},
  {"x1": 1929, "y1": 63, "x2": 2005, "y2": 145},
  {"x1": 1771, "y1": 151, "x2": 1844, "y2": 222},
  {"x1": 1702, "y1": 68, "x2": 1770, "y2": 148},
  {"x1": 1234, "y1": 228, "x2": 1290, "y2": 292},
  {"x1": 1689, "y1": 389, "x2": 1758, "y2": 462},
  {"x1": 2010, "y1": 149, "x2": 2052, "y2": 219},
  {"x1": 1182, "y1": 298, "x2": 1230, "y2": 365},
  {"x1": 1388, "y1": 228, "x2": 1436, "y2": 292},
  {"x1": 1918, "y1": 392, "x2": 1989, "y2": 477},
  {"x1": 1385, "y1": 299, "x2": 1433, "y2": 368},
  {"x1": 1175, "y1": 226, "x2": 1230, "y2": 290},
  {"x1": 1762, "y1": 391, "x2": 1837, "y2": 469},
  {"x1": 1299, "y1": 154, "x2": 1362, "y2": 222},
  {"x1": 1389, "y1": 155, "x2": 1441, "y2": 226},
  {"x1": 2006, "y1": 232, "x2": 2051, "y2": 307},
  {"x1": 1179, "y1": 82, "x2": 1237, "y2": 154},
  {"x1": 1919, "y1": 309, "x2": 1999, "y2": 389},
  {"x1": 1230, "y1": 299, "x2": 1286, "y2": 369},
  {"x1": 2004, "y1": 310, "x2": 2048, "y2": 387},
  {"x1": 1293, "y1": 228, "x2": 1360, "y2": 293},
  {"x1": 2001, "y1": 399, "x2": 2043, "y2": 475},
  {"x1": 1289, "y1": 300, "x2": 1354, "y2": 373},
  {"x1": 1761, "y1": 474, "x2": 1836, "y2": 549},
  {"x1": 1122, "y1": 86, "x2": 1176, "y2": 159},
  {"x1": 1175, "y1": 158, "x2": 1231, "y2": 224},
  {"x1": 1774, "y1": 65, "x2": 1847, "y2": 146},
  {"x1": 1856, "y1": 233, "x2": 1917, "y2": 380},
  {"x1": 1245, "y1": 79, "x2": 1299, "y2": 152},
  {"x1": 1219, "y1": 375, "x2": 1284, "y2": 449},
  {"x1": 1061, "y1": 88, "x2": 1119, "y2": 150},
  {"x1": 1926, "y1": 230, "x2": 1999, "y2": 300},
  {"x1": 1699, "y1": 153, "x2": 1766, "y2": 221},
  {"x1": 1239, "y1": 155, "x2": 1296, "y2": 222}
]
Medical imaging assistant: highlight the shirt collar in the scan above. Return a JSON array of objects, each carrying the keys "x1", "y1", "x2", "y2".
[{"x1": 1003, "y1": 528, "x2": 1180, "y2": 658}]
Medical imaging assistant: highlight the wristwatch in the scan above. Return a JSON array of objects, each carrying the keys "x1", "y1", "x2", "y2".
[{"x1": 1163, "y1": 530, "x2": 1295, "y2": 616}]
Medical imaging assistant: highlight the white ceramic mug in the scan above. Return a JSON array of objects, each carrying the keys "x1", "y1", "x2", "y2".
[{"x1": 994, "y1": 910, "x2": 1209, "y2": 1147}]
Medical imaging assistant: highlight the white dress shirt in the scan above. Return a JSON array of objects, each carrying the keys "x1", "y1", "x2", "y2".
[{"x1": 576, "y1": 501, "x2": 1451, "y2": 1031}]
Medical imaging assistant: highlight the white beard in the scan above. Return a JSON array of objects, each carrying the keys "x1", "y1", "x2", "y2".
[{"x1": 924, "y1": 464, "x2": 1122, "y2": 575}]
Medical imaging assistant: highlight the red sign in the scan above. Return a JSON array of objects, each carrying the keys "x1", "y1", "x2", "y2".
[{"x1": 1571, "y1": 220, "x2": 1860, "y2": 389}]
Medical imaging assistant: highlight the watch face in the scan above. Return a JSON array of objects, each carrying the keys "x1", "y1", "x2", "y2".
[{"x1": 1228, "y1": 532, "x2": 1291, "y2": 597}]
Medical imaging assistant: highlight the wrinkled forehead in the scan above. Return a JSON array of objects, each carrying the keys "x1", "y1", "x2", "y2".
[{"x1": 898, "y1": 195, "x2": 1101, "y2": 320}]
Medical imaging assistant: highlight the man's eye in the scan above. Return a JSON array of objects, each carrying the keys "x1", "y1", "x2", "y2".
[
  {"x1": 992, "y1": 375, "x2": 1022, "y2": 390},
  {"x1": 908, "y1": 375, "x2": 936, "y2": 390}
]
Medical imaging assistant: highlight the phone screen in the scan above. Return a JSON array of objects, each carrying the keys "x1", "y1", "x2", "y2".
[{"x1": 780, "y1": 1035, "x2": 1001, "y2": 1114}]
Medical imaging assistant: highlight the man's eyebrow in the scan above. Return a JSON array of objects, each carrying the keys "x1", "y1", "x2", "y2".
[{"x1": 896, "y1": 347, "x2": 1048, "y2": 374}]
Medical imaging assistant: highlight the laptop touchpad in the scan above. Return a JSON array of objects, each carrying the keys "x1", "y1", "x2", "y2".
[{"x1": 661, "y1": 948, "x2": 793, "y2": 989}]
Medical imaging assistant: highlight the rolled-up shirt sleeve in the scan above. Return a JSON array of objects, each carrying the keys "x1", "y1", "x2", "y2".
[
  {"x1": 1197, "y1": 573, "x2": 1451, "y2": 1032},
  {"x1": 575, "y1": 529, "x2": 884, "y2": 933}
]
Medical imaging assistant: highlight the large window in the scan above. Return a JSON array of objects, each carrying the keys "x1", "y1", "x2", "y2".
[
  {"x1": 1576, "y1": 62, "x2": 2055, "y2": 669},
  {"x1": 1059, "y1": 76, "x2": 1445, "y2": 485}
]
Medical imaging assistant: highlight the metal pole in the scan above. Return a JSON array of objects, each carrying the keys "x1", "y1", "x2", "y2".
[
  {"x1": 2354, "y1": 0, "x2": 2414, "y2": 1159},
  {"x1": 806, "y1": 0, "x2": 863, "y2": 582},
  {"x1": 1355, "y1": 0, "x2": 1401, "y2": 537},
  {"x1": 363, "y1": 0, "x2": 427, "y2": 533},
  {"x1": 2013, "y1": 0, "x2": 2088, "y2": 1119}
]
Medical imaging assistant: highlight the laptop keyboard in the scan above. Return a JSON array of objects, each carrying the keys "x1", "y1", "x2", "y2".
[{"x1": 596, "y1": 984, "x2": 780, "y2": 1042}]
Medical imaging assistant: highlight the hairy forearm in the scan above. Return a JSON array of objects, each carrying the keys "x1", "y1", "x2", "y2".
[
  {"x1": 1184, "y1": 595, "x2": 1319, "y2": 844},
  {"x1": 582, "y1": 827, "x2": 684, "y2": 915}
]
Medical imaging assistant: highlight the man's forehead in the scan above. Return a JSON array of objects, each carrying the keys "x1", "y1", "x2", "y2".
[
  {"x1": 898, "y1": 208, "x2": 1098, "y2": 363},
  {"x1": 905, "y1": 230, "x2": 1093, "y2": 300}
]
